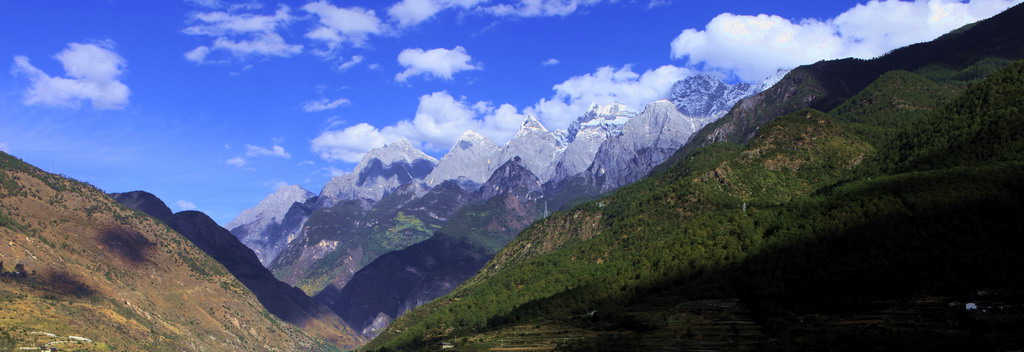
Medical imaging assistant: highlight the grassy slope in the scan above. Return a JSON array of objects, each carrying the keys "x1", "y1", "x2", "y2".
[
  {"x1": 0, "y1": 153, "x2": 338, "y2": 351},
  {"x1": 366, "y1": 57, "x2": 1024, "y2": 351}
]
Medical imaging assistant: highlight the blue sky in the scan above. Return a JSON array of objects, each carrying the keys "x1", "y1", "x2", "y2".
[{"x1": 1, "y1": 0, "x2": 1019, "y2": 224}]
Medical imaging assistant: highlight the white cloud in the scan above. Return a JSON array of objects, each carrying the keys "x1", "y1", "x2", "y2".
[
  {"x1": 184, "y1": 5, "x2": 291, "y2": 35},
  {"x1": 226, "y1": 157, "x2": 247, "y2": 167},
  {"x1": 388, "y1": 0, "x2": 488, "y2": 26},
  {"x1": 182, "y1": 5, "x2": 300, "y2": 62},
  {"x1": 324, "y1": 115, "x2": 347, "y2": 128},
  {"x1": 175, "y1": 200, "x2": 198, "y2": 210},
  {"x1": 184, "y1": 46, "x2": 211, "y2": 63},
  {"x1": 303, "y1": 97, "x2": 351, "y2": 112},
  {"x1": 303, "y1": 1, "x2": 383, "y2": 50},
  {"x1": 542, "y1": 58, "x2": 560, "y2": 66},
  {"x1": 211, "y1": 32, "x2": 302, "y2": 58},
  {"x1": 527, "y1": 64, "x2": 691, "y2": 128},
  {"x1": 245, "y1": 144, "x2": 290, "y2": 158},
  {"x1": 323, "y1": 166, "x2": 348, "y2": 177},
  {"x1": 647, "y1": 0, "x2": 671, "y2": 9},
  {"x1": 338, "y1": 55, "x2": 364, "y2": 71},
  {"x1": 311, "y1": 91, "x2": 527, "y2": 162},
  {"x1": 0, "y1": 142, "x2": 9, "y2": 153},
  {"x1": 670, "y1": 0, "x2": 1023, "y2": 81},
  {"x1": 186, "y1": 0, "x2": 222, "y2": 8},
  {"x1": 395, "y1": 46, "x2": 481, "y2": 82},
  {"x1": 11, "y1": 42, "x2": 130, "y2": 110},
  {"x1": 486, "y1": 0, "x2": 607, "y2": 17},
  {"x1": 311, "y1": 122, "x2": 394, "y2": 162}
]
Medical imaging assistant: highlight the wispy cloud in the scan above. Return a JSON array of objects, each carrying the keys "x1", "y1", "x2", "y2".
[
  {"x1": 541, "y1": 58, "x2": 560, "y2": 66},
  {"x1": 245, "y1": 144, "x2": 290, "y2": 158},
  {"x1": 226, "y1": 157, "x2": 247, "y2": 167},
  {"x1": 175, "y1": 200, "x2": 198, "y2": 210},
  {"x1": 388, "y1": 0, "x2": 487, "y2": 26},
  {"x1": 303, "y1": 97, "x2": 350, "y2": 112},
  {"x1": 338, "y1": 55, "x2": 364, "y2": 71},
  {"x1": 182, "y1": 5, "x2": 300, "y2": 63}
]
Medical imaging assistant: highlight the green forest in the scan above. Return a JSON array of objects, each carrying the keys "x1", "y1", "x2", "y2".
[{"x1": 365, "y1": 42, "x2": 1024, "y2": 351}]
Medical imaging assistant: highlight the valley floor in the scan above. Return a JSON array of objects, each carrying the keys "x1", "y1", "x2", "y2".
[{"x1": 424, "y1": 291, "x2": 1024, "y2": 352}]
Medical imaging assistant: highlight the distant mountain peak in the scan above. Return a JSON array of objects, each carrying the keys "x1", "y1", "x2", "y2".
[
  {"x1": 516, "y1": 115, "x2": 549, "y2": 137},
  {"x1": 567, "y1": 103, "x2": 638, "y2": 142},
  {"x1": 450, "y1": 130, "x2": 496, "y2": 152},
  {"x1": 585, "y1": 102, "x2": 630, "y2": 116},
  {"x1": 226, "y1": 184, "x2": 314, "y2": 232},
  {"x1": 670, "y1": 72, "x2": 775, "y2": 119},
  {"x1": 358, "y1": 139, "x2": 437, "y2": 172},
  {"x1": 427, "y1": 130, "x2": 501, "y2": 186}
]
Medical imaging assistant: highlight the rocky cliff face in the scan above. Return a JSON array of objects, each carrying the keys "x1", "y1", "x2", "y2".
[
  {"x1": 586, "y1": 100, "x2": 710, "y2": 190},
  {"x1": 425, "y1": 130, "x2": 501, "y2": 186},
  {"x1": 496, "y1": 115, "x2": 563, "y2": 182},
  {"x1": 226, "y1": 185, "x2": 315, "y2": 265},
  {"x1": 550, "y1": 103, "x2": 638, "y2": 183}
]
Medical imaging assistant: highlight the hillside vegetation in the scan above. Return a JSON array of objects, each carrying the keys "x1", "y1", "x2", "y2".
[{"x1": 366, "y1": 17, "x2": 1024, "y2": 351}]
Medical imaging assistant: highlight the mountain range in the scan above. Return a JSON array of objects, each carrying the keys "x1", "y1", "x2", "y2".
[{"x1": 222, "y1": 70, "x2": 782, "y2": 338}]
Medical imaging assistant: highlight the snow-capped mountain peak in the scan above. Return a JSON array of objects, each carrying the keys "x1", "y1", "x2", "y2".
[
  {"x1": 566, "y1": 103, "x2": 637, "y2": 142},
  {"x1": 516, "y1": 115, "x2": 549, "y2": 137},
  {"x1": 355, "y1": 138, "x2": 437, "y2": 174},
  {"x1": 753, "y1": 68, "x2": 791, "y2": 92}
]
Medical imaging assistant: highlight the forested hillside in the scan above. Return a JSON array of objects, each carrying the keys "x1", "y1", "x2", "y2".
[{"x1": 365, "y1": 13, "x2": 1024, "y2": 350}]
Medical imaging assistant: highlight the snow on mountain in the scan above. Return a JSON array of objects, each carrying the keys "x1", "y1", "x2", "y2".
[
  {"x1": 425, "y1": 130, "x2": 501, "y2": 186},
  {"x1": 319, "y1": 138, "x2": 438, "y2": 207},
  {"x1": 496, "y1": 115, "x2": 562, "y2": 182},
  {"x1": 753, "y1": 68, "x2": 790, "y2": 92},
  {"x1": 588, "y1": 99, "x2": 706, "y2": 190},
  {"x1": 550, "y1": 103, "x2": 638, "y2": 182}
]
